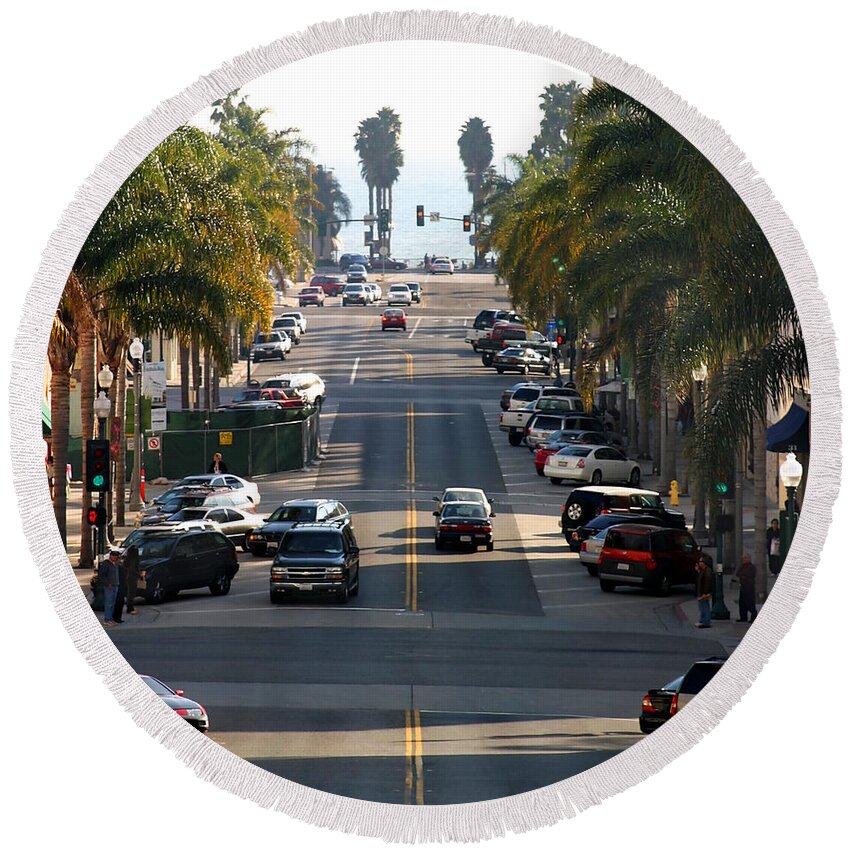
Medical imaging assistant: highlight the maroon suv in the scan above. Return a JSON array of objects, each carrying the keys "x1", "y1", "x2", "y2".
[{"x1": 310, "y1": 275, "x2": 345, "y2": 296}]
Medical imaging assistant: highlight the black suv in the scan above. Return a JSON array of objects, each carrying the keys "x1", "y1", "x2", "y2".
[
  {"x1": 247, "y1": 499, "x2": 350, "y2": 556},
  {"x1": 640, "y1": 657, "x2": 726, "y2": 733},
  {"x1": 129, "y1": 529, "x2": 237, "y2": 605},
  {"x1": 270, "y1": 523, "x2": 360, "y2": 603},
  {"x1": 470, "y1": 309, "x2": 524, "y2": 350},
  {"x1": 560, "y1": 486, "x2": 686, "y2": 531}
]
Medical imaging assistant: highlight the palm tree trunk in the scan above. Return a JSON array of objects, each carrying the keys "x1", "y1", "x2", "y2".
[
  {"x1": 660, "y1": 385, "x2": 678, "y2": 494},
  {"x1": 113, "y1": 354, "x2": 127, "y2": 527},
  {"x1": 50, "y1": 370, "x2": 70, "y2": 546},
  {"x1": 191, "y1": 336, "x2": 200, "y2": 411},
  {"x1": 388, "y1": 185, "x2": 393, "y2": 254},
  {"x1": 212, "y1": 359, "x2": 220, "y2": 409},
  {"x1": 203, "y1": 348, "x2": 212, "y2": 412},
  {"x1": 78, "y1": 322, "x2": 96, "y2": 568},
  {"x1": 753, "y1": 408, "x2": 768, "y2": 602},
  {"x1": 179, "y1": 341, "x2": 190, "y2": 410}
]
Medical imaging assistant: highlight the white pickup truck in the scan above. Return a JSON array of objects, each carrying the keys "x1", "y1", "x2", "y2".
[
  {"x1": 499, "y1": 396, "x2": 585, "y2": 446},
  {"x1": 464, "y1": 308, "x2": 524, "y2": 350}
]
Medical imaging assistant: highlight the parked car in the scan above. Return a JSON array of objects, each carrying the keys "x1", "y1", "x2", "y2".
[
  {"x1": 140, "y1": 675, "x2": 209, "y2": 732},
  {"x1": 271, "y1": 315, "x2": 302, "y2": 344},
  {"x1": 640, "y1": 658, "x2": 726, "y2": 733},
  {"x1": 298, "y1": 286, "x2": 325, "y2": 307},
  {"x1": 500, "y1": 382, "x2": 580, "y2": 412},
  {"x1": 493, "y1": 346, "x2": 553, "y2": 375},
  {"x1": 310, "y1": 274, "x2": 345, "y2": 296},
  {"x1": 524, "y1": 414, "x2": 609, "y2": 449},
  {"x1": 134, "y1": 528, "x2": 239, "y2": 604},
  {"x1": 342, "y1": 283, "x2": 369, "y2": 306},
  {"x1": 347, "y1": 263, "x2": 368, "y2": 283},
  {"x1": 142, "y1": 487, "x2": 257, "y2": 524},
  {"x1": 261, "y1": 372, "x2": 325, "y2": 406},
  {"x1": 406, "y1": 281, "x2": 422, "y2": 302},
  {"x1": 531, "y1": 430, "x2": 609, "y2": 467},
  {"x1": 386, "y1": 283, "x2": 413, "y2": 306},
  {"x1": 156, "y1": 506, "x2": 265, "y2": 550},
  {"x1": 578, "y1": 517, "x2": 668, "y2": 575},
  {"x1": 339, "y1": 253, "x2": 371, "y2": 272},
  {"x1": 465, "y1": 308, "x2": 524, "y2": 350},
  {"x1": 429, "y1": 257, "x2": 454, "y2": 274},
  {"x1": 247, "y1": 498, "x2": 350, "y2": 556},
  {"x1": 370, "y1": 255, "x2": 408, "y2": 270},
  {"x1": 434, "y1": 501, "x2": 494, "y2": 551},
  {"x1": 544, "y1": 444, "x2": 642, "y2": 486},
  {"x1": 222, "y1": 387, "x2": 305, "y2": 411},
  {"x1": 270, "y1": 523, "x2": 360, "y2": 603},
  {"x1": 250, "y1": 331, "x2": 289, "y2": 362},
  {"x1": 279, "y1": 311, "x2": 307, "y2": 335},
  {"x1": 598, "y1": 525, "x2": 701, "y2": 595},
  {"x1": 559, "y1": 486, "x2": 686, "y2": 531},
  {"x1": 366, "y1": 282, "x2": 382, "y2": 302},
  {"x1": 170, "y1": 473, "x2": 261, "y2": 506},
  {"x1": 381, "y1": 308, "x2": 407, "y2": 331},
  {"x1": 499, "y1": 396, "x2": 586, "y2": 446},
  {"x1": 567, "y1": 511, "x2": 668, "y2": 552},
  {"x1": 432, "y1": 487, "x2": 495, "y2": 518}
]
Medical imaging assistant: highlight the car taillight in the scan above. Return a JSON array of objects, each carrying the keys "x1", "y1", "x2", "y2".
[
  {"x1": 580, "y1": 541, "x2": 587, "y2": 552},
  {"x1": 599, "y1": 509, "x2": 611, "y2": 515},
  {"x1": 570, "y1": 531, "x2": 579, "y2": 540},
  {"x1": 499, "y1": 414, "x2": 504, "y2": 424},
  {"x1": 645, "y1": 558, "x2": 657, "y2": 570},
  {"x1": 174, "y1": 708, "x2": 189, "y2": 717},
  {"x1": 641, "y1": 694, "x2": 654, "y2": 712},
  {"x1": 577, "y1": 459, "x2": 585, "y2": 468},
  {"x1": 670, "y1": 693, "x2": 679, "y2": 715}
]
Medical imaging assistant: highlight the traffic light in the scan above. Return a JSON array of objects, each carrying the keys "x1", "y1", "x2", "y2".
[
  {"x1": 379, "y1": 208, "x2": 390, "y2": 232},
  {"x1": 416, "y1": 205, "x2": 425, "y2": 226},
  {"x1": 463, "y1": 215, "x2": 471, "y2": 232},
  {"x1": 556, "y1": 334, "x2": 565, "y2": 346},
  {"x1": 86, "y1": 506, "x2": 107, "y2": 526},
  {"x1": 714, "y1": 470, "x2": 734, "y2": 498},
  {"x1": 85, "y1": 439, "x2": 111, "y2": 493}
]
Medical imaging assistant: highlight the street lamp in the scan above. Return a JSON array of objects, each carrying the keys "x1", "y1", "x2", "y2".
[
  {"x1": 93, "y1": 389, "x2": 111, "y2": 558},
  {"x1": 779, "y1": 451, "x2": 803, "y2": 569},
  {"x1": 691, "y1": 363, "x2": 708, "y2": 535},
  {"x1": 128, "y1": 337, "x2": 144, "y2": 511}
]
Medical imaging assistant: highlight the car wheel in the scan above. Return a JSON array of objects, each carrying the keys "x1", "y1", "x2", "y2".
[
  {"x1": 586, "y1": 564, "x2": 599, "y2": 577},
  {"x1": 486, "y1": 542, "x2": 494, "y2": 552},
  {"x1": 654, "y1": 573, "x2": 671, "y2": 597},
  {"x1": 629, "y1": 467, "x2": 641, "y2": 486},
  {"x1": 550, "y1": 476, "x2": 563, "y2": 485},
  {"x1": 248, "y1": 544, "x2": 267, "y2": 557},
  {"x1": 241, "y1": 534, "x2": 250, "y2": 552},
  {"x1": 270, "y1": 590, "x2": 283, "y2": 605},
  {"x1": 435, "y1": 535, "x2": 444, "y2": 550},
  {"x1": 566, "y1": 502, "x2": 585, "y2": 524},
  {"x1": 536, "y1": 467, "x2": 544, "y2": 476},
  {"x1": 508, "y1": 430, "x2": 523, "y2": 446},
  {"x1": 209, "y1": 573, "x2": 232, "y2": 596},
  {"x1": 146, "y1": 580, "x2": 166, "y2": 605},
  {"x1": 495, "y1": 367, "x2": 504, "y2": 374},
  {"x1": 338, "y1": 580, "x2": 350, "y2": 603},
  {"x1": 481, "y1": 353, "x2": 494, "y2": 366},
  {"x1": 591, "y1": 469, "x2": 603, "y2": 485},
  {"x1": 599, "y1": 579, "x2": 616, "y2": 593},
  {"x1": 351, "y1": 572, "x2": 360, "y2": 597}
]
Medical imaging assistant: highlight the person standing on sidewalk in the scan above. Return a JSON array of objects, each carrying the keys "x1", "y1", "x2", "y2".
[
  {"x1": 767, "y1": 518, "x2": 782, "y2": 575},
  {"x1": 695, "y1": 553, "x2": 713, "y2": 628},
  {"x1": 124, "y1": 544, "x2": 141, "y2": 615},
  {"x1": 101, "y1": 549, "x2": 121, "y2": 626},
  {"x1": 111, "y1": 550, "x2": 128, "y2": 623},
  {"x1": 735, "y1": 552, "x2": 758, "y2": 622},
  {"x1": 208, "y1": 452, "x2": 228, "y2": 474}
]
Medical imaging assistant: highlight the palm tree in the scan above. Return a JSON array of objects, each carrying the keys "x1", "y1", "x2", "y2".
[
  {"x1": 529, "y1": 81, "x2": 582, "y2": 162},
  {"x1": 313, "y1": 165, "x2": 351, "y2": 259},
  {"x1": 458, "y1": 118, "x2": 493, "y2": 266}
]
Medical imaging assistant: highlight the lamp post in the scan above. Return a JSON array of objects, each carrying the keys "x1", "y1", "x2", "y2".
[
  {"x1": 128, "y1": 337, "x2": 144, "y2": 511},
  {"x1": 691, "y1": 363, "x2": 708, "y2": 536},
  {"x1": 779, "y1": 451, "x2": 803, "y2": 568},
  {"x1": 97, "y1": 364, "x2": 114, "y2": 542},
  {"x1": 93, "y1": 388, "x2": 111, "y2": 558}
]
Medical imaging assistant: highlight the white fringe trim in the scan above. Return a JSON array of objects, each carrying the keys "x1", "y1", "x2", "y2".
[{"x1": 8, "y1": 9, "x2": 839, "y2": 843}]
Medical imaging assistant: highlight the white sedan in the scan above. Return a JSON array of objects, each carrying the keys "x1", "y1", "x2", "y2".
[
  {"x1": 544, "y1": 445, "x2": 641, "y2": 486},
  {"x1": 430, "y1": 257, "x2": 454, "y2": 274},
  {"x1": 432, "y1": 487, "x2": 495, "y2": 517},
  {"x1": 280, "y1": 311, "x2": 307, "y2": 334},
  {"x1": 175, "y1": 473, "x2": 262, "y2": 506},
  {"x1": 386, "y1": 283, "x2": 412, "y2": 306}
]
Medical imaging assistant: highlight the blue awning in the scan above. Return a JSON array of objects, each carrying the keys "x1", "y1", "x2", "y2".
[{"x1": 766, "y1": 403, "x2": 809, "y2": 453}]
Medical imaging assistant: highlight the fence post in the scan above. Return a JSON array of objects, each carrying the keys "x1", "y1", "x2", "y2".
[{"x1": 248, "y1": 429, "x2": 253, "y2": 478}]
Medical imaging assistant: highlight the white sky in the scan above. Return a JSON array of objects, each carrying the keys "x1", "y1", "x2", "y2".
[{"x1": 193, "y1": 41, "x2": 591, "y2": 172}]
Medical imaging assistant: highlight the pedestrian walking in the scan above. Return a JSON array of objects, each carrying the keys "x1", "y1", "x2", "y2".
[
  {"x1": 112, "y1": 550, "x2": 128, "y2": 623},
  {"x1": 734, "y1": 552, "x2": 758, "y2": 623},
  {"x1": 208, "y1": 452, "x2": 228, "y2": 474},
  {"x1": 766, "y1": 518, "x2": 782, "y2": 575},
  {"x1": 423, "y1": 253, "x2": 430, "y2": 271},
  {"x1": 695, "y1": 553, "x2": 713, "y2": 628},
  {"x1": 45, "y1": 451, "x2": 55, "y2": 499},
  {"x1": 101, "y1": 549, "x2": 121, "y2": 626},
  {"x1": 124, "y1": 544, "x2": 141, "y2": 615}
]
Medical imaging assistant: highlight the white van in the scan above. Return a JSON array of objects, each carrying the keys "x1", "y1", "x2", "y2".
[{"x1": 262, "y1": 372, "x2": 326, "y2": 406}]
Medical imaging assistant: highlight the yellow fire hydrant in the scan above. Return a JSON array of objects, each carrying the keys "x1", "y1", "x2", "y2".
[{"x1": 669, "y1": 479, "x2": 679, "y2": 506}]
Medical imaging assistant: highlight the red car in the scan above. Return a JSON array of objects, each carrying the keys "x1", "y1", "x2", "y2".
[
  {"x1": 298, "y1": 286, "x2": 326, "y2": 307},
  {"x1": 533, "y1": 445, "x2": 559, "y2": 475},
  {"x1": 310, "y1": 274, "x2": 345, "y2": 296},
  {"x1": 381, "y1": 308, "x2": 407, "y2": 331}
]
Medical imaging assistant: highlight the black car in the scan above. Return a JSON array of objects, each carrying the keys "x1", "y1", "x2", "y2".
[
  {"x1": 640, "y1": 658, "x2": 726, "y2": 733},
  {"x1": 339, "y1": 253, "x2": 372, "y2": 271},
  {"x1": 135, "y1": 529, "x2": 238, "y2": 604},
  {"x1": 493, "y1": 347, "x2": 553, "y2": 375},
  {"x1": 140, "y1": 674, "x2": 209, "y2": 732},
  {"x1": 247, "y1": 498, "x2": 350, "y2": 556},
  {"x1": 560, "y1": 486, "x2": 687, "y2": 531},
  {"x1": 370, "y1": 255, "x2": 408, "y2": 270},
  {"x1": 567, "y1": 512, "x2": 666, "y2": 552},
  {"x1": 434, "y1": 501, "x2": 495, "y2": 551},
  {"x1": 270, "y1": 523, "x2": 360, "y2": 603}
]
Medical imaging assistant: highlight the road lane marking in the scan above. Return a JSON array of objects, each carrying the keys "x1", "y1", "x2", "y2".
[
  {"x1": 405, "y1": 402, "x2": 419, "y2": 613},
  {"x1": 349, "y1": 357, "x2": 360, "y2": 385},
  {"x1": 408, "y1": 317, "x2": 423, "y2": 339},
  {"x1": 403, "y1": 708, "x2": 425, "y2": 805}
]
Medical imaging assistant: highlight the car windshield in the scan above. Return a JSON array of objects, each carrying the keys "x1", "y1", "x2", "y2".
[
  {"x1": 443, "y1": 504, "x2": 487, "y2": 519},
  {"x1": 443, "y1": 490, "x2": 484, "y2": 504},
  {"x1": 501, "y1": 348, "x2": 524, "y2": 356},
  {"x1": 384, "y1": 310, "x2": 403, "y2": 317},
  {"x1": 255, "y1": 333, "x2": 280, "y2": 344},
  {"x1": 267, "y1": 505, "x2": 317, "y2": 523},
  {"x1": 168, "y1": 509, "x2": 209, "y2": 522},
  {"x1": 302, "y1": 288, "x2": 320, "y2": 294},
  {"x1": 408, "y1": 283, "x2": 420, "y2": 291},
  {"x1": 346, "y1": 285, "x2": 363, "y2": 291},
  {"x1": 275, "y1": 318, "x2": 296, "y2": 327},
  {"x1": 606, "y1": 530, "x2": 650, "y2": 551},
  {"x1": 390, "y1": 286, "x2": 409, "y2": 292},
  {"x1": 556, "y1": 445, "x2": 592, "y2": 457},
  {"x1": 138, "y1": 537, "x2": 177, "y2": 560},
  {"x1": 281, "y1": 531, "x2": 343, "y2": 554},
  {"x1": 141, "y1": 676, "x2": 172, "y2": 696}
]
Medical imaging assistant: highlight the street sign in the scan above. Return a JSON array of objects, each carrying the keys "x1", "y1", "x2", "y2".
[
  {"x1": 546, "y1": 320, "x2": 557, "y2": 342},
  {"x1": 147, "y1": 436, "x2": 160, "y2": 451},
  {"x1": 429, "y1": 212, "x2": 440, "y2": 222},
  {"x1": 468, "y1": 235, "x2": 476, "y2": 245},
  {"x1": 219, "y1": 431, "x2": 233, "y2": 446},
  {"x1": 150, "y1": 407, "x2": 167, "y2": 432}
]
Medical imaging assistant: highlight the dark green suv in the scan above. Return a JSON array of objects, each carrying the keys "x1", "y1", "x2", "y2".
[{"x1": 270, "y1": 523, "x2": 360, "y2": 604}]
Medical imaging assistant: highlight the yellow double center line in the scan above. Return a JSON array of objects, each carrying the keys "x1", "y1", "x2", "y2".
[
  {"x1": 404, "y1": 709, "x2": 424, "y2": 805},
  {"x1": 405, "y1": 401, "x2": 418, "y2": 611}
]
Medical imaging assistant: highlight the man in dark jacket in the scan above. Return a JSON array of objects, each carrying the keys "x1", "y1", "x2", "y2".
[
  {"x1": 208, "y1": 452, "x2": 228, "y2": 474},
  {"x1": 766, "y1": 518, "x2": 782, "y2": 575},
  {"x1": 124, "y1": 544, "x2": 141, "y2": 615},
  {"x1": 695, "y1": 553, "x2": 713, "y2": 628},
  {"x1": 101, "y1": 549, "x2": 121, "y2": 626},
  {"x1": 735, "y1": 552, "x2": 758, "y2": 622}
]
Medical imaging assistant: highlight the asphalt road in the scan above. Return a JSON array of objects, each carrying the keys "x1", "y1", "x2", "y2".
[{"x1": 108, "y1": 271, "x2": 726, "y2": 804}]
